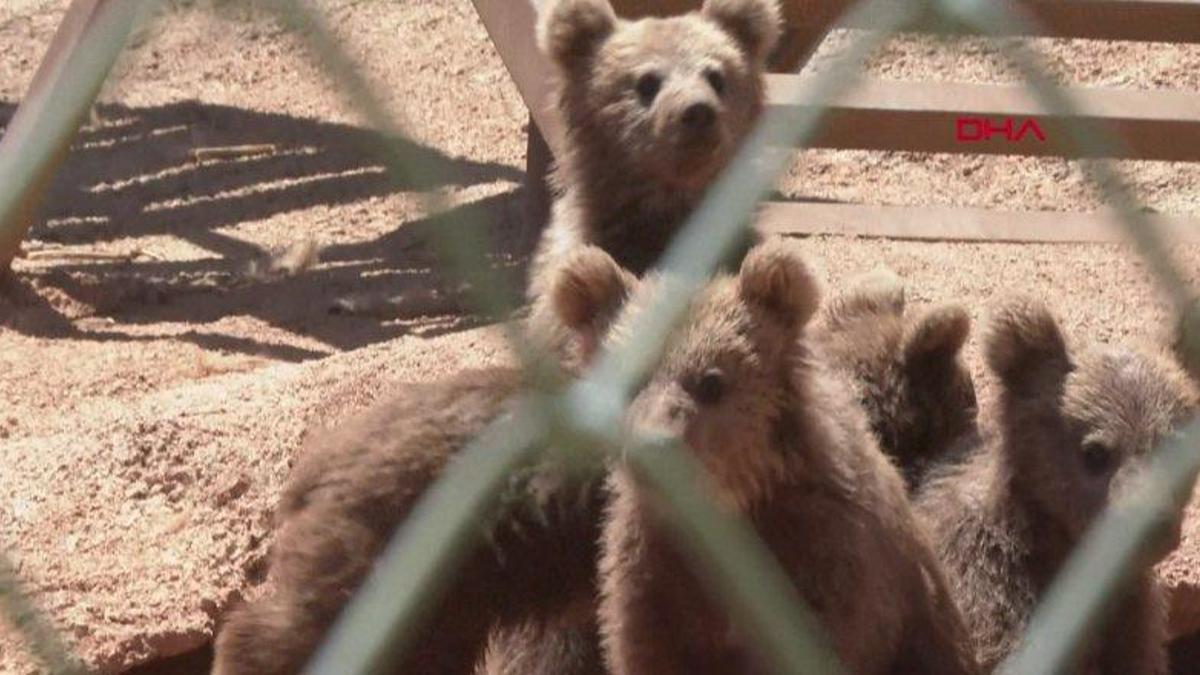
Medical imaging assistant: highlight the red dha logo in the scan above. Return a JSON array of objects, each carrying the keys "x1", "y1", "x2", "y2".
[{"x1": 955, "y1": 117, "x2": 1047, "y2": 142}]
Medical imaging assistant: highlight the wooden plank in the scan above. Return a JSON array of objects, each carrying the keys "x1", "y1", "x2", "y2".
[
  {"x1": 610, "y1": 1, "x2": 1200, "y2": 72},
  {"x1": 1004, "y1": 0, "x2": 1200, "y2": 43},
  {"x1": 840, "y1": 0, "x2": 1200, "y2": 44},
  {"x1": 758, "y1": 201, "x2": 1200, "y2": 243},
  {"x1": 611, "y1": 1, "x2": 1200, "y2": 53},
  {"x1": 469, "y1": 0, "x2": 563, "y2": 149},
  {"x1": 769, "y1": 75, "x2": 1200, "y2": 161}
]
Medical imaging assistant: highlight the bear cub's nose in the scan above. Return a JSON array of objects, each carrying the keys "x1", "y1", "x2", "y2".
[{"x1": 681, "y1": 102, "x2": 717, "y2": 131}]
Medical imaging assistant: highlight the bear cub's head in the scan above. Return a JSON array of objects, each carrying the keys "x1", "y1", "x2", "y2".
[
  {"x1": 556, "y1": 239, "x2": 819, "y2": 505},
  {"x1": 986, "y1": 297, "x2": 1198, "y2": 560},
  {"x1": 539, "y1": 0, "x2": 782, "y2": 194}
]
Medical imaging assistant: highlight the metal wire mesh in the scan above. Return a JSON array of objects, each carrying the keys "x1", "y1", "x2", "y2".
[{"x1": 0, "y1": 0, "x2": 1197, "y2": 673}]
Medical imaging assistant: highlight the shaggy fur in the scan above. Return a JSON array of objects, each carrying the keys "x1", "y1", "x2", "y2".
[
  {"x1": 477, "y1": 617, "x2": 605, "y2": 675},
  {"x1": 595, "y1": 240, "x2": 979, "y2": 674},
  {"x1": 526, "y1": 0, "x2": 780, "y2": 366},
  {"x1": 917, "y1": 297, "x2": 1197, "y2": 673},
  {"x1": 812, "y1": 269, "x2": 977, "y2": 490},
  {"x1": 211, "y1": 247, "x2": 636, "y2": 675}
]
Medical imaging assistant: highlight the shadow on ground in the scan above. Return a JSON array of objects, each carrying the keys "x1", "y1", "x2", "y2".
[
  {"x1": 1, "y1": 100, "x2": 538, "y2": 358},
  {"x1": 125, "y1": 643, "x2": 213, "y2": 675}
]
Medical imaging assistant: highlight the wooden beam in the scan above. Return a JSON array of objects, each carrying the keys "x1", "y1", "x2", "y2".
[
  {"x1": 841, "y1": 0, "x2": 1200, "y2": 44},
  {"x1": 1002, "y1": 0, "x2": 1200, "y2": 43},
  {"x1": 469, "y1": 0, "x2": 563, "y2": 149},
  {"x1": 769, "y1": 75, "x2": 1200, "y2": 161},
  {"x1": 758, "y1": 201, "x2": 1200, "y2": 243}
]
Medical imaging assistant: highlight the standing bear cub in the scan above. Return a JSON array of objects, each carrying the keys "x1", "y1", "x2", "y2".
[
  {"x1": 917, "y1": 298, "x2": 1197, "y2": 673},
  {"x1": 589, "y1": 240, "x2": 979, "y2": 675},
  {"x1": 527, "y1": 0, "x2": 781, "y2": 364}
]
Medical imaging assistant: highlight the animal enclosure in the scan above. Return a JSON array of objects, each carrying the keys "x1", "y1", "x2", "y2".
[{"x1": 2, "y1": 0, "x2": 1200, "y2": 673}]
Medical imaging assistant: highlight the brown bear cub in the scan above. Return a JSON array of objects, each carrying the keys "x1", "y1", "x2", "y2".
[
  {"x1": 811, "y1": 269, "x2": 978, "y2": 490},
  {"x1": 526, "y1": 0, "x2": 781, "y2": 364},
  {"x1": 211, "y1": 246, "x2": 637, "y2": 675},
  {"x1": 917, "y1": 298, "x2": 1197, "y2": 673},
  {"x1": 593, "y1": 240, "x2": 979, "y2": 674}
]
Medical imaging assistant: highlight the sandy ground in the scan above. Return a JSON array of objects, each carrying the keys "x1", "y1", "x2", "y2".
[{"x1": 1, "y1": 0, "x2": 1200, "y2": 672}]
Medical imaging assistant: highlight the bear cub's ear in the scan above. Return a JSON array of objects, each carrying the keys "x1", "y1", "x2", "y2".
[
  {"x1": 551, "y1": 245, "x2": 637, "y2": 347},
  {"x1": 903, "y1": 305, "x2": 970, "y2": 366},
  {"x1": 738, "y1": 238, "x2": 821, "y2": 331},
  {"x1": 985, "y1": 296, "x2": 1072, "y2": 392},
  {"x1": 538, "y1": 0, "x2": 617, "y2": 72},
  {"x1": 702, "y1": 0, "x2": 784, "y2": 63},
  {"x1": 824, "y1": 268, "x2": 906, "y2": 329}
]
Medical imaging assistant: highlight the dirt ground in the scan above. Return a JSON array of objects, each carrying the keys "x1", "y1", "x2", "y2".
[{"x1": 1, "y1": 0, "x2": 1199, "y2": 672}]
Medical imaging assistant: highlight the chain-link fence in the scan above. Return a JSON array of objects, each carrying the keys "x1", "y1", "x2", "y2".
[{"x1": 1, "y1": 0, "x2": 1198, "y2": 673}]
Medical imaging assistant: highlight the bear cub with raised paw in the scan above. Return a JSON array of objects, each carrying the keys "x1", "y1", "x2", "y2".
[
  {"x1": 526, "y1": 0, "x2": 781, "y2": 365},
  {"x1": 917, "y1": 297, "x2": 1197, "y2": 673},
  {"x1": 812, "y1": 269, "x2": 978, "y2": 490}
]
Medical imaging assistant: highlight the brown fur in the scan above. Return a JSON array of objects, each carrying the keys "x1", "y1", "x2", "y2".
[
  {"x1": 477, "y1": 616, "x2": 605, "y2": 675},
  {"x1": 593, "y1": 240, "x2": 978, "y2": 674},
  {"x1": 526, "y1": 0, "x2": 779, "y2": 365},
  {"x1": 212, "y1": 247, "x2": 636, "y2": 675},
  {"x1": 812, "y1": 269, "x2": 978, "y2": 489},
  {"x1": 916, "y1": 297, "x2": 1197, "y2": 673}
]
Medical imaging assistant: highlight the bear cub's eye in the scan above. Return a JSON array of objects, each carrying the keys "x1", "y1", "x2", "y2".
[
  {"x1": 1081, "y1": 441, "x2": 1114, "y2": 476},
  {"x1": 705, "y1": 68, "x2": 725, "y2": 96},
  {"x1": 694, "y1": 368, "x2": 726, "y2": 406},
  {"x1": 636, "y1": 72, "x2": 663, "y2": 105}
]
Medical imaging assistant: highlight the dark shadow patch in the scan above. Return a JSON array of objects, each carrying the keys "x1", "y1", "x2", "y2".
[
  {"x1": 1171, "y1": 629, "x2": 1200, "y2": 675},
  {"x1": 3, "y1": 99, "x2": 536, "y2": 357},
  {"x1": 31, "y1": 100, "x2": 523, "y2": 247},
  {"x1": 124, "y1": 642, "x2": 213, "y2": 675}
]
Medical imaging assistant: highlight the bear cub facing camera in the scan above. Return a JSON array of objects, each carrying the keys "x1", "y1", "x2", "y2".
[
  {"x1": 526, "y1": 0, "x2": 781, "y2": 363},
  {"x1": 532, "y1": 0, "x2": 779, "y2": 277},
  {"x1": 589, "y1": 240, "x2": 979, "y2": 675},
  {"x1": 917, "y1": 298, "x2": 1197, "y2": 673}
]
